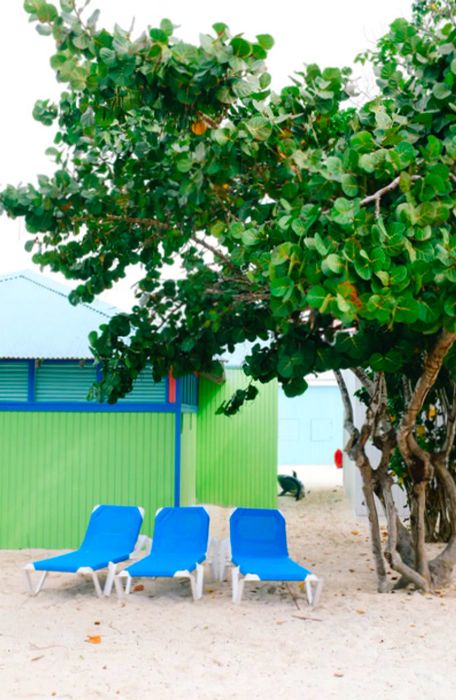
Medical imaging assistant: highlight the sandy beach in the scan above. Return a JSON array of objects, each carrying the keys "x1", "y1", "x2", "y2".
[{"x1": 1, "y1": 474, "x2": 456, "y2": 700}]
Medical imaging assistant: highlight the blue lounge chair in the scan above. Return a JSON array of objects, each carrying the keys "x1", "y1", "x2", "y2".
[
  {"x1": 229, "y1": 508, "x2": 323, "y2": 606},
  {"x1": 24, "y1": 504, "x2": 144, "y2": 597},
  {"x1": 115, "y1": 506, "x2": 210, "y2": 601}
]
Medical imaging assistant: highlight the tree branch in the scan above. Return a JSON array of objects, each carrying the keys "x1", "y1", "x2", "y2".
[
  {"x1": 351, "y1": 367, "x2": 375, "y2": 396},
  {"x1": 360, "y1": 175, "x2": 420, "y2": 218},
  {"x1": 398, "y1": 330, "x2": 456, "y2": 480},
  {"x1": 191, "y1": 234, "x2": 238, "y2": 272},
  {"x1": 334, "y1": 370, "x2": 359, "y2": 459}
]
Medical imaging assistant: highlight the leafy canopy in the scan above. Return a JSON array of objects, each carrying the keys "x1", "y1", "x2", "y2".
[{"x1": 1, "y1": 0, "x2": 455, "y2": 403}]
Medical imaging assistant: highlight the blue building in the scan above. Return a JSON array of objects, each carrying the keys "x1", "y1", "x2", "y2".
[{"x1": 278, "y1": 373, "x2": 343, "y2": 467}]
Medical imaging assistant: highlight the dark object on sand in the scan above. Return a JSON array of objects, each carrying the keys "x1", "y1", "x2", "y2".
[{"x1": 277, "y1": 471, "x2": 305, "y2": 501}]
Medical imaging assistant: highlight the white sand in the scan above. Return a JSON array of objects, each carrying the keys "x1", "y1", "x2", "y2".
[{"x1": 1, "y1": 484, "x2": 455, "y2": 700}]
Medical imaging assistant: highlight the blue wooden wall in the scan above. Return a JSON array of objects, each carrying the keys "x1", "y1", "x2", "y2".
[{"x1": 278, "y1": 385, "x2": 343, "y2": 466}]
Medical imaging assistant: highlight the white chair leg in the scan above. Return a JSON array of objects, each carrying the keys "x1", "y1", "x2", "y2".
[
  {"x1": 104, "y1": 562, "x2": 117, "y2": 596},
  {"x1": 305, "y1": 574, "x2": 323, "y2": 607},
  {"x1": 196, "y1": 563, "x2": 204, "y2": 600},
  {"x1": 231, "y1": 566, "x2": 244, "y2": 604},
  {"x1": 188, "y1": 572, "x2": 197, "y2": 601},
  {"x1": 91, "y1": 572, "x2": 103, "y2": 598},
  {"x1": 115, "y1": 571, "x2": 132, "y2": 599},
  {"x1": 24, "y1": 566, "x2": 47, "y2": 595}
]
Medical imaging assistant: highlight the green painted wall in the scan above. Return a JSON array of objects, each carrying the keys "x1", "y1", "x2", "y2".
[
  {"x1": 196, "y1": 372, "x2": 278, "y2": 508},
  {"x1": 180, "y1": 412, "x2": 197, "y2": 506},
  {"x1": 0, "y1": 412, "x2": 175, "y2": 548}
]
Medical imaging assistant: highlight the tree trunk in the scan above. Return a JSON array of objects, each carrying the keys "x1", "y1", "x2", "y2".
[
  {"x1": 429, "y1": 456, "x2": 456, "y2": 587},
  {"x1": 397, "y1": 331, "x2": 456, "y2": 587},
  {"x1": 357, "y1": 457, "x2": 388, "y2": 592},
  {"x1": 335, "y1": 369, "x2": 388, "y2": 592},
  {"x1": 382, "y1": 475, "x2": 429, "y2": 591},
  {"x1": 411, "y1": 482, "x2": 431, "y2": 583}
]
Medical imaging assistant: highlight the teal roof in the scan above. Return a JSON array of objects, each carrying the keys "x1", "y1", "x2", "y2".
[{"x1": 0, "y1": 270, "x2": 121, "y2": 359}]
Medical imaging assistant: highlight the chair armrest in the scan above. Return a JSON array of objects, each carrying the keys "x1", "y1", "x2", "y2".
[{"x1": 130, "y1": 534, "x2": 152, "y2": 559}]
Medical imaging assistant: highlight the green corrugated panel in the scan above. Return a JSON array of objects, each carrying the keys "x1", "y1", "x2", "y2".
[
  {"x1": 0, "y1": 412, "x2": 175, "y2": 548},
  {"x1": 35, "y1": 363, "x2": 97, "y2": 402},
  {"x1": 180, "y1": 412, "x2": 197, "y2": 506},
  {"x1": 196, "y1": 371, "x2": 278, "y2": 508},
  {"x1": 0, "y1": 362, "x2": 29, "y2": 401}
]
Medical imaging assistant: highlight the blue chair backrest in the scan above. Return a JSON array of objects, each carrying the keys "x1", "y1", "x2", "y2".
[
  {"x1": 230, "y1": 508, "x2": 289, "y2": 559},
  {"x1": 152, "y1": 507, "x2": 209, "y2": 557},
  {"x1": 81, "y1": 504, "x2": 144, "y2": 553}
]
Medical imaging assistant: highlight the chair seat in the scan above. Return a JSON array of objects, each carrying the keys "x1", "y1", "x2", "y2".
[
  {"x1": 125, "y1": 551, "x2": 205, "y2": 578},
  {"x1": 33, "y1": 548, "x2": 130, "y2": 573},
  {"x1": 235, "y1": 555, "x2": 311, "y2": 581}
]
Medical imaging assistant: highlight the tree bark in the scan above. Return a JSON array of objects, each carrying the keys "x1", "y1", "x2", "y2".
[
  {"x1": 335, "y1": 370, "x2": 388, "y2": 592},
  {"x1": 382, "y1": 475, "x2": 429, "y2": 591},
  {"x1": 397, "y1": 331, "x2": 456, "y2": 587}
]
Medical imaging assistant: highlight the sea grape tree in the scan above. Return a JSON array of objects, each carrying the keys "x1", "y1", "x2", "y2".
[{"x1": 1, "y1": 0, "x2": 456, "y2": 591}]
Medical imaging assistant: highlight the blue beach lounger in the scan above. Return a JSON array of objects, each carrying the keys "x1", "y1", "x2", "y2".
[
  {"x1": 229, "y1": 508, "x2": 323, "y2": 607},
  {"x1": 115, "y1": 506, "x2": 210, "y2": 601},
  {"x1": 24, "y1": 504, "x2": 144, "y2": 597}
]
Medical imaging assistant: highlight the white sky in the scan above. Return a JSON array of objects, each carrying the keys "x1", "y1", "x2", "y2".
[{"x1": 0, "y1": 0, "x2": 412, "y2": 308}]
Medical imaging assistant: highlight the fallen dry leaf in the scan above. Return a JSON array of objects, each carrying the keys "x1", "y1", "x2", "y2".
[
  {"x1": 133, "y1": 584, "x2": 144, "y2": 592},
  {"x1": 86, "y1": 635, "x2": 102, "y2": 645},
  {"x1": 351, "y1": 530, "x2": 360, "y2": 536}
]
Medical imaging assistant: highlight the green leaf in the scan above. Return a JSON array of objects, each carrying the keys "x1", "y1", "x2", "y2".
[
  {"x1": 241, "y1": 228, "x2": 257, "y2": 246},
  {"x1": 389, "y1": 266, "x2": 408, "y2": 287},
  {"x1": 393, "y1": 142, "x2": 416, "y2": 168},
  {"x1": 350, "y1": 131, "x2": 376, "y2": 153},
  {"x1": 354, "y1": 256, "x2": 372, "y2": 281},
  {"x1": 230, "y1": 37, "x2": 251, "y2": 58},
  {"x1": 321, "y1": 253, "x2": 344, "y2": 275},
  {"x1": 24, "y1": 0, "x2": 58, "y2": 22},
  {"x1": 423, "y1": 135, "x2": 443, "y2": 161},
  {"x1": 270, "y1": 277, "x2": 294, "y2": 298},
  {"x1": 150, "y1": 28, "x2": 169, "y2": 43},
  {"x1": 160, "y1": 18, "x2": 174, "y2": 36},
  {"x1": 245, "y1": 116, "x2": 272, "y2": 141},
  {"x1": 331, "y1": 198, "x2": 356, "y2": 226},
  {"x1": 291, "y1": 219, "x2": 306, "y2": 237},
  {"x1": 99, "y1": 48, "x2": 117, "y2": 66},
  {"x1": 365, "y1": 295, "x2": 391, "y2": 323},
  {"x1": 306, "y1": 285, "x2": 327, "y2": 309},
  {"x1": 375, "y1": 270, "x2": 390, "y2": 286},
  {"x1": 432, "y1": 83, "x2": 451, "y2": 100},
  {"x1": 394, "y1": 294, "x2": 421, "y2": 323},
  {"x1": 256, "y1": 34, "x2": 274, "y2": 50},
  {"x1": 176, "y1": 157, "x2": 192, "y2": 173},
  {"x1": 341, "y1": 174, "x2": 358, "y2": 197},
  {"x1": 213, "y1": 22, "x2": 228, "y2": 36}
]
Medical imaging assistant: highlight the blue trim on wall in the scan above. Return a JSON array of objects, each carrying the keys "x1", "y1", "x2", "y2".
[
  {"x1": 174, "y1": 379, "x2": 182, "y2": 507},
  {"x1": 0, "y1": 402, "x2": 179, "y2": 413}
]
